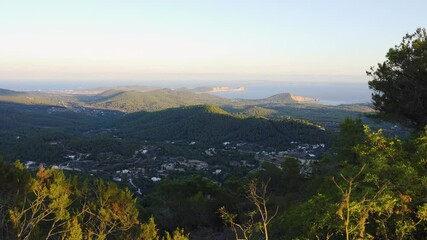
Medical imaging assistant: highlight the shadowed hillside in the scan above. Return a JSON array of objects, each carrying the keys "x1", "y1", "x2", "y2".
[{"x1": 117, "y1": 105, "x2": 330, "y2": 148}]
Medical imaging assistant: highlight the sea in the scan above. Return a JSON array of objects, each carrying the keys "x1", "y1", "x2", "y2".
[{"x1": 209, "y1": 82, "x2": 372, "y2": 105}]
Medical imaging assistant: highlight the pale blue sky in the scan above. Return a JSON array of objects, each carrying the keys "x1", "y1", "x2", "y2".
[{"x1": 0, "y1": 0, "x2": 425, "y2": 84}]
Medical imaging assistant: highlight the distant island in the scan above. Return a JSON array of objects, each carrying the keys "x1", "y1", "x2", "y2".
[
  {"x1": 210, "y1": 86, "x2": 245, "y2": 92},
  {"x1": 194, "y1": 86, "x2": 246, "y2": 93},
  {"x1": 287, "y1": 94, "x2": 318, "y2": 103}
]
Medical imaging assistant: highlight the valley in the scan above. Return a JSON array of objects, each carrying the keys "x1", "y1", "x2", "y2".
[{"x1": 0, "y1": 86, "x2": 408, "y2": 195}]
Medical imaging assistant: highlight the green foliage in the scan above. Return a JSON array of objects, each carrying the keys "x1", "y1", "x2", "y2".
[
  {"x1": 415, "y1": 126, "x2": 427, "y2": 168},
  {"x1": 0, "y1": 159, "x2": 31, "y2": 196},
  {"x1": 335, "y1": 117, "x2": 365, "y2": 164},
  {"x1": 332, "y1": 126, "x2": 427, "y2": 239},
  {"x1": 239, "y1": 106, "x2": 278, "y2": 117},
  {"x1": 139, "y1": 217, "x2": 159, "y2": 240},
  {"x1": 367, "y1": 28, "x2": 427, "y2": 128},
  {"x1": 275, "y1": 193, "x2": 340, "y2": 239},
  {"x1": 145, "y1": 176, "x2": 231, "y2": 231},
  {"x1": 219, "y1": 179, "x2": 278, "y2": 240},
  {"x1": 80, "y1": 179, "x2": 139, "y2": 239},
  {"x1": 0, "y1": 102, "x2": 122, "y2": 163},
  {"x1": 273, "y1": 122, "x2": 427, "y2": 240},
  {"x1": 91, "y1": 88, "x2": 228, "y2": 112},
  {"x1": 162, "y1": 228, "x2": 189, "y2": 240},
  {"x1": 0, "y1": 162, "x2": 151, "y2": 239},
  {"x1": 0, "y1": 159, "x2": 32, "y2": 239},
  {"x1": 136, "y1": 216, "x2": 189, "y2": 240},
  {"x1": 250, "y1": 161, "x2": 304, "y2": 210},
  {"x1": 118, "y1": 105, "x2": 330, "y2": 149},
  {"x1": 9, "y1": 166, "x2": 72, "y2": 239},
  {"x1": 0, "y1": 88, "x2": 60, "y2": 106},
  {"x1": 66, "y1": 217, "x2": 83, "y2": 240}
]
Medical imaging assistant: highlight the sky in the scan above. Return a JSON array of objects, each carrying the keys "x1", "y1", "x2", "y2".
[{"x1": 0, "y1": 0, "x2": 425, "y2": 86}]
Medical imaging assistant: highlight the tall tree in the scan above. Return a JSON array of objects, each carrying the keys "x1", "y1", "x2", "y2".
[
  {"x1": 80, "y1": 179, "x2": 139, "y2": 240},
  {"x1": 0, "y1": 159, "x2": 31, "y2": 239},
  {"x1": 219, "y1": 179, "x2": 278, "y2": 240},
  {"x1": 9, "y1": 166, "x2": 72, "y2": 240},
  {"x1": 367, "y1": 28, "x2": 427, "y2": 129}
]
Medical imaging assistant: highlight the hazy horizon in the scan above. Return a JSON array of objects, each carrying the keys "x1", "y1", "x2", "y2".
[
  {"x1": 0, "y1": 73, "x2": 369, "y2": 90},
  {"x1": 1, "y1": 0, "x2": 425, "y2": 84}
]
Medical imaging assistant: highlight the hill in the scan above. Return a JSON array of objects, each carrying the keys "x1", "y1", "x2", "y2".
[
  {"x1": 239, "y1": 106, "x2": 279, "y2": 117},
  {"x1": 0, "y1": 88, "x2": 61, "y2": 106},
  {"x1": 116, "y1": 105, "x2": 330, "y2": 148},
  {"x1": 87, "y1": 88, "x2": 319, "y2": 112},
  {"x1": 0, "y1": 102, "x2": 119, "y2": 132},
  {"x1": 90, "y1": 88, "x2": 229, "y2": 112},
  {"x1": 0, "y1": 88, "x2": 21, "y2": 96},
  {"x1": 265, "y1": 92, "x2": 315, "y2": 103}
]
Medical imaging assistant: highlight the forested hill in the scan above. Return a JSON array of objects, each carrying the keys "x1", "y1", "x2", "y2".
[
  {"x1": 86, "y1": 88, "x2": 318, "y2": 112},
  {"x1": 0, "y1": 88, "x2": 59, "y2": 106},
  {"x1": 0, "y1": 88, "x2": 20, "y2": 95},
  {"x1": 116, "y1": 105, "x2": 330, "y2": 148},
  {"x1": 236, "y1": 92, "x2": 316, "y2": 106},
  {"x1": 88, "y1": 88, "x2": 230, "y2": 112}
]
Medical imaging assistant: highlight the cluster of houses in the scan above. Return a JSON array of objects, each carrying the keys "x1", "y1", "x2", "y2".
[
  {"x1": 255, "y1": 142, "x2": 326, "y2": 160},
  {"x1": 254, "y1": 142, "x2": 327, "y2": 175},
  {"x1": 22, "y1": 140, "x2": 328, "y2": 197},
  {"x1": 47, "y1": 104, "x2": 109, "y2": 117}
]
